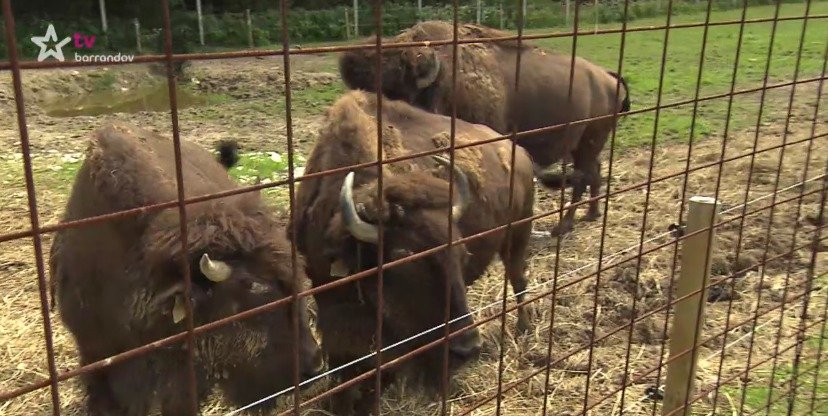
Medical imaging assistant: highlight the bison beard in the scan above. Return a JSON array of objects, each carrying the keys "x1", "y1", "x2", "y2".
[
  {"x1": 49, "y1": 122, "x2": 323, "y2": 416},
  {"x1": 290, "y1": 91, "x2": 535, "y2": 414},
  {"x1": 338, "y1": 20, "x2": 630, "y2": 236}
]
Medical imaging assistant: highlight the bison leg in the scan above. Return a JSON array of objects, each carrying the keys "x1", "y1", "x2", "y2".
[
  {"x1": 159, "y1": 353, "x2": 210, "y2": 416},
  {"x1": 326, "y1": 364, "x2": 393, "y2": 416},
  {"x1": 502, "y1": 222, "x2": 532, "y2": 335},
  {"x1": 549, "y1": 169, "x2": 585, "y2": 237},
  {"x1": 584, "y1": 160, "x2": 602, "y2": 221},
  {"x1": 81, "y1": 354, "x2": 154, "y2": 416}
]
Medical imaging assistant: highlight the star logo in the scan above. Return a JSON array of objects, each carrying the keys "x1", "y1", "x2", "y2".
[{"x1": 30, "y1": 24, "x2": 71, "y2": 62}]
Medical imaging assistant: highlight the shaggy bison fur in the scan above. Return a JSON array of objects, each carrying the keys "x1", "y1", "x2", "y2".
[
  {"x1": 49, "y1": 122, "x2": 323, "y2": 416},
  {"x1": 339, "y1": 20, "x2": 630, "y2": 235},
  {"x1": 289, "y1": 90, "x2": 535, "y2": 414}
]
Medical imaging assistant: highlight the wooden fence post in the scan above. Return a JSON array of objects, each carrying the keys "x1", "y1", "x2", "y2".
[
  {"x1": 477, "y1": 0, "x2": 482, "y2": 24},
  {"x1": 245, "y1": 9, "x2": 254, "y2": 48},
  {"x1": 662, "y1": 195, "x2": 720, "y2": 416},
  {"x1": 133, "y1": 18, "x2": 142, "y2": 54},
  {"x1": 499, "y1": 1, "x2": 504, "y2": 29}
]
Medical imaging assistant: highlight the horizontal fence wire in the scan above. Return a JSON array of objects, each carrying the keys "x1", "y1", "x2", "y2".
[
  {"x1": 0, "y1": 0, "x2": 825, "y2": 415},
  {"x1": 0, "y1": 169, "x2": 822, "y2": 404}
]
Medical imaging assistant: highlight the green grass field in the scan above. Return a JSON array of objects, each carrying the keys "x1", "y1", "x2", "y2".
[
  {"x1": 529, "y1": 1, "x2": 828, "y2": 147},
  {"x1": 262, "y1": 2, "x2": 827, "y2": 149}
]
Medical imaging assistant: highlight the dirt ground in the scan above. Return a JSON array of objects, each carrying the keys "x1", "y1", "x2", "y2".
[{"x1": 0, "y1": 59, "x2": 826, "y2": 416}]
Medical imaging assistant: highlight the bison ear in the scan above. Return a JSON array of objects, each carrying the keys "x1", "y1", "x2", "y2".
[{"x1": 414, "y1": 50, "x2": 441, "y2": 89}]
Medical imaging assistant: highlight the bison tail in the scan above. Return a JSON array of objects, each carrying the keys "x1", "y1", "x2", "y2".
[
  {"x1": 607, "y1": 71, "x2": 630, "y2": 113},
  {"x1": 216, "y1": 139, "x2": 240, "y2": 169}
]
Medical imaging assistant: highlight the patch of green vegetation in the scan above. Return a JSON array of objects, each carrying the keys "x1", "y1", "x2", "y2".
[
  {"x1": 223, "y1": 151, "x2": 307, "y2": 207},
  {"x1": 87, "y1": 71, "x2": 119, "y2": 92},
  {"x1": 723, "y1": 332, "x2": 828, "y2": 415},
  {"x1": 530, "y1": 2, "x2": 827, "y2": 148}
]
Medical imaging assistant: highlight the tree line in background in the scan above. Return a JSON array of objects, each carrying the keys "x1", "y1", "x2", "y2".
[{"x1": 0, "y1": 0, "x2": 797, "y2": 60}]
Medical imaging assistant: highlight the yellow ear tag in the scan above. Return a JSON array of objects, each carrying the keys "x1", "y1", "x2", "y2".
[
  {"x1": 172, "y1": 295, "x2": 187, "y2": 324},
  {"x1": 330, "y1": 259, "x2": 350, "y2": 278}
]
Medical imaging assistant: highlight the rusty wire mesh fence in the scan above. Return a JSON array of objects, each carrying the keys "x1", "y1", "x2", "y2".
[{"x1": 0, "y1": 0, "x2": 826, "y2": 415}]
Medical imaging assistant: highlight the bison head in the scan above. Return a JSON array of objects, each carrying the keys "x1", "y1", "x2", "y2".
[
  {"x1": 339, "y1": 36, "x2": 443, "y2": 108},
  {"x1": 143, "y1": 211, "x2": 325, "y2": 406},
  {"x1": 327, "y1": 156, "x2": 482, "y2": 379}
]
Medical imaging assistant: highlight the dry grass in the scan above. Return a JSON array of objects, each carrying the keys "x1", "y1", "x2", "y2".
[{"x1": 0, "y1": 62, "x2": 825, "y2": 416}]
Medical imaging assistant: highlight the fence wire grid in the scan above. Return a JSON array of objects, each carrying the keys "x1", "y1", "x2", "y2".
[{"x1": 0, "y1": 0, "x2": 826, "y2": 415}]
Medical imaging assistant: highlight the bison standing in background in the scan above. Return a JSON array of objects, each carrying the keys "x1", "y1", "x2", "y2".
[
  {"x1": 339, "y1": 20, "x2": 630, "y2": 235},
  {"x1": 290, "y1": 90, "x2": 535, "y2": 414},
  {"x1": 49, "y1": 122, "x2": 323, "y2": 416}
]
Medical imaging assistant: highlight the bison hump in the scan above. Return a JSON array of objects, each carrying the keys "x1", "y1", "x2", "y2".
[{"x1": 85, "y1": 122, "x2": 238, "y2": 212}]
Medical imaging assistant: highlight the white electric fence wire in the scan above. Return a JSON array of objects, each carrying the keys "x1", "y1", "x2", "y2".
[{"x1": 226, "y1": 173, "x2": 826, "y2": 414}]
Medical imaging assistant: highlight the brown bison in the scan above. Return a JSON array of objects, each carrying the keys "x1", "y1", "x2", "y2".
[
  {"x1": 290, "y1": 90, "x2": 535, "y2": 414},
  {"x1": 49, "y1": 122, "x2": 323, "y2": 416},
  {"x1": 339, "y1": 20, "x2": 630, "y2": 235}
]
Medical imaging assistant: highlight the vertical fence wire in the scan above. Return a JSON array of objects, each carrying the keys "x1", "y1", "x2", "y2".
[
  {"x1": 159, "y1": 0, "x2": 200, "y2": 412},
  {"x1": 622, "y1": 0, "x2": 715, "y2": 412},
  {"x1": 372, "y1": 1, "x2": 387, "y2": 414},
  {"x1": 277, "y1": 0, "x2": 303, "y2": 413},
  {"x1": 0, "y1": 1, "x2": 62, "y2": 414},
  {"x1": 706, "y1": 1, "x2": 753, "y2": 413},
  {"x1": 494, "y1": 0, "x2": 527, "y2": 414},
  {"x1": 439, "y1": 0, "x2": 461, "y2": 413},
  {"x1": 761, "y1": 1, "x2": 816, "y2": 413},
  {"x1": 791, "y1": 39, "x2": 828, "y2": 416},
  {"x1": 540, "y1": 0, "x2": 580, "y2": 406},
  {"x1": 585, "y1": 0, "x2": 674, "y2": 413},
  {"x1": 736, "y1": 1, "x2": 794, "y2": 413},
  {"x1": 0, "y1": 1, "x2": 826, "y2": 415},
  {"x1": 806, "y1": 189, "x2": 828, "y2": 414}
]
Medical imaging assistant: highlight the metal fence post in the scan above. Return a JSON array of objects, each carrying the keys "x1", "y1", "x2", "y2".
[
  {"x1": 134, "y1": 18, "x2": 142, "y2": 53},
  {"x1": 245, "y1": 9, "x2": 253, "y2": 48},
  {"x1": 662, "y1": 195, "x2": 720, "y2": 416}
]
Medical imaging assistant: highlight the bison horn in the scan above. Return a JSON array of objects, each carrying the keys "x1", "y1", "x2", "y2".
[
  {"x1": 340, "y1": 171, "x2": 380, "y2": 244},
  {"x1": 433, "y1": 155, "x2": 470, "y2": 221},
  {"x1": 416, "y1": 54, "x2": 441, "y2": 89},
  {"x1": 199, "y1": 253, "x2": 232, "y2": 282}
]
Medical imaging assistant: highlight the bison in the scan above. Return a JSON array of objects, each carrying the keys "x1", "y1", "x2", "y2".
[
  {"x1": 49, "y1": 122, "x2": 323, "y2": 416},
  {"x1": 339, "y1": 20, "x2": 630, "y2": 235},
  {"x1": 290, "y1": 90, "x2": 535, "y2": 414}
]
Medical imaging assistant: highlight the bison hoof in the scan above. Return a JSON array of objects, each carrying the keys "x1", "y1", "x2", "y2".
[
  {"x1": 516, "y1": 318, "x2": 531, "y2": 336},
  {"x1": 584, "y1": 209, "x2": 602, "y2": 221},
  {"x1": 549, "y1": 222, "x2": 574, "y2": 237}
]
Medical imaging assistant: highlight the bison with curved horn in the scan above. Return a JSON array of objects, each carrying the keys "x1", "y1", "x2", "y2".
[
  {"x1": 339, "y1": 20, "x2": 630, "y2": 235},
  {"x1": 290, "y1": 90, "x2": 535, "y2": 414},
  {"x1": 49, "y1": 122, "x2": 324, "y2": 416}
]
